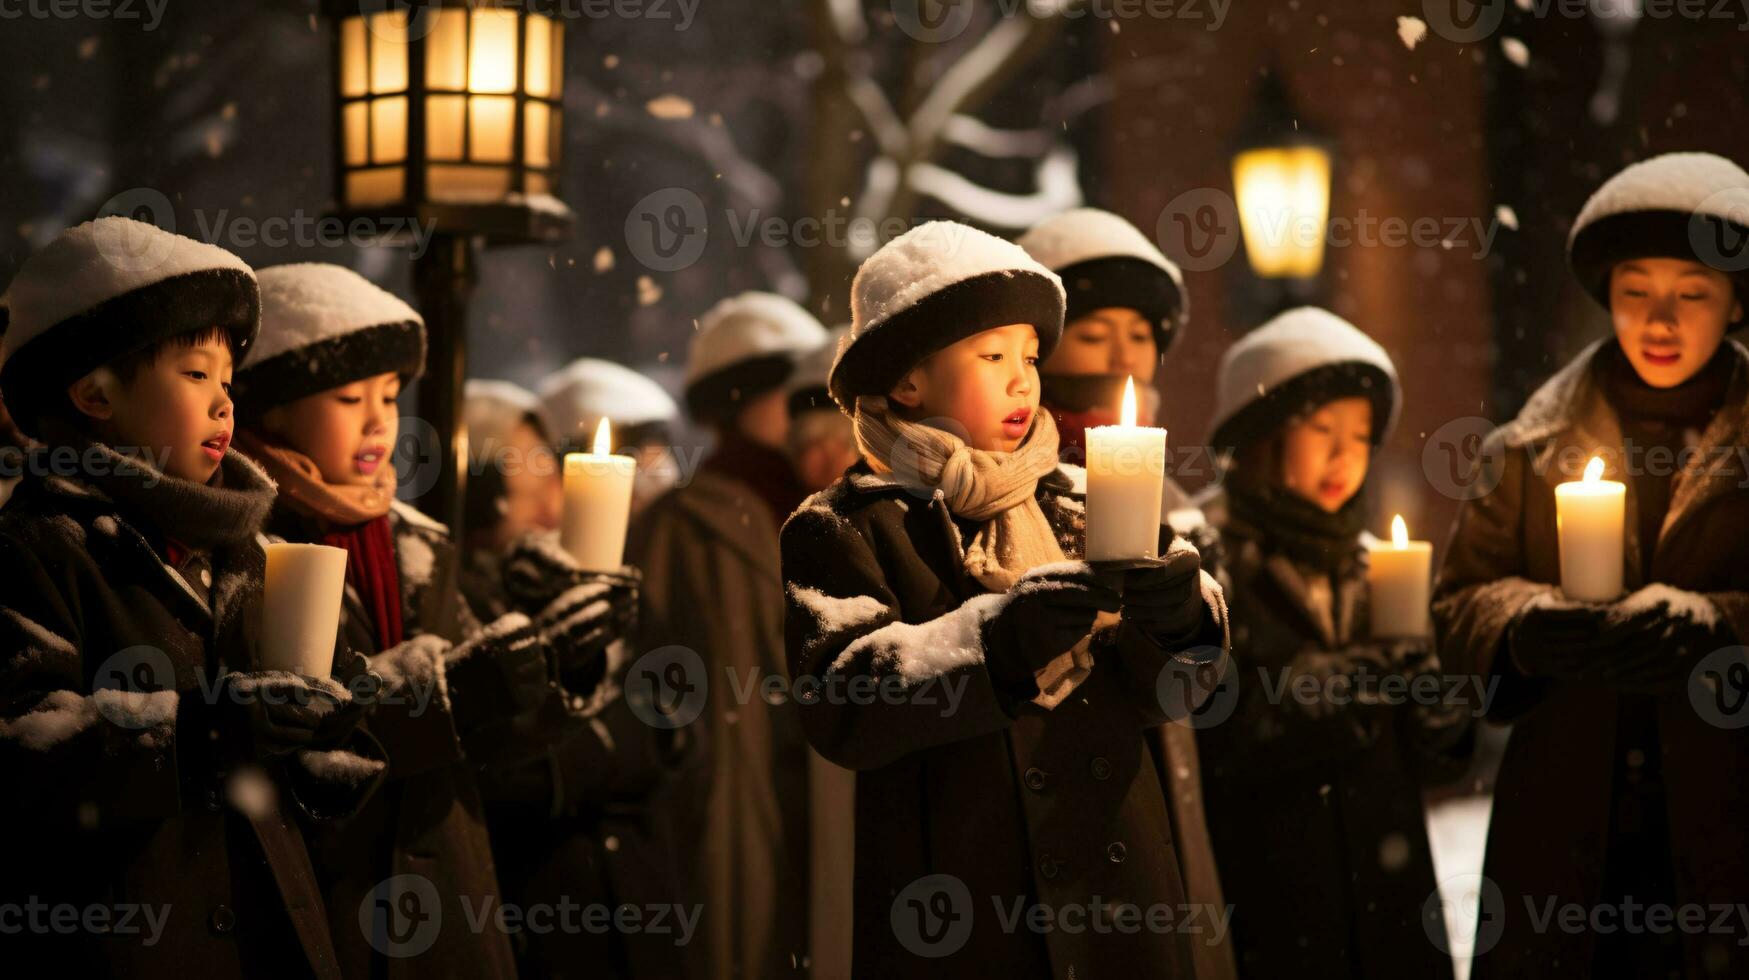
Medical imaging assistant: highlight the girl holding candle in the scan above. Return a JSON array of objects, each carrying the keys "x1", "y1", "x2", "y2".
[
  {"x1": 1432, "y1": 152, "x2": 1749, "y2": 977},
  {"x1": 232, "y1": 263, "x2": 611, "y2": 980},
  {"x1": 780, "y1": 221, "x2": 1228, "y2": 979},
  {"x1": 1195, "y1": 307, "x2": 1469, "y2": 979}
]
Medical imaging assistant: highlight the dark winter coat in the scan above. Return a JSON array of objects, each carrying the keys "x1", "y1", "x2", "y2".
[
  {"x1": 265, "y1": 499, "x2": 517, "y2": 980},
  {"x1": 1196, "y1": 488, "x2": 1464, "y2": 980},
  {"x1": 1432, "y1": 338, "x2": 1749, "y2": 979},
  {"x1": 780, "y1": 461, "x2": 1231, "y2": 980},
  {"x1": 459, "y1": 547, "x2": 694, "y2": 980},
  {"x1": 0, "y1": 463, "x2": 342, "y2": 979},
  {"x1": 627, "y1": 466, "x2": 809, "y2": 980}
]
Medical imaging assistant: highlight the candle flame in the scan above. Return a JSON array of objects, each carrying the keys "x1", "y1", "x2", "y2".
[
  {"x1": 1120, "y1": 376, "x2": 1138, "y2": 427},
  {"x1": 1391, "y1": 514, "x2": 1408, "y2": 549},
  {"x1": 1582, "y1": 455, "x2": 1604, "y2": 483},
  {"x1": 593, "y1": 417, "x2": 613, "y2": 455}
]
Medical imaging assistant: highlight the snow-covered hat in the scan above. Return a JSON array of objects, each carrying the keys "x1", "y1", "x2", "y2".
[
  {"x1": 831, "y1": 220, "x2": 1065, "y2": 412},
  {"x1": 1017, "y1": 207, "x2": 1188, "y2": 355},
  {"x1": 0, "y1": 217, "x2": 258, "y2": 439},
  {"x1": 1569, "y1": 152, "x2": 1749, "y2": 309},
  {"x1": 1209, "y1": 306, "x2": 1400, "y2": 452},
  {"x1": 235, "y1": 263, "x2": 426, "y2": 415},
  {"x1": 684, "y1": 291, "x2": 828, "y2": 422},
  {"x1": 538, "y1": 357, "x2": 678, "y2": 451},
  {"x1": 787, "y1": 324, "x2": 851, "y2": 418}
]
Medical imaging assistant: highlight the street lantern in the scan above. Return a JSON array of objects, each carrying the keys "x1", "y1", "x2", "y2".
[
  {"x1": 325, "y1": 0, "x2": 574, "y2": 531},
  {"x1": 1231, "y1": 70, "x2": 1332, "y2": 287}
]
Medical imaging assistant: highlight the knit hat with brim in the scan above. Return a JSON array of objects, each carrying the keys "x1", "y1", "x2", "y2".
[
  {"x1": 1209, "y1": 306, "x2": 1400, "y2": 454},
  {"x1": 831, "y1": 221, "x2": 1065, "y2": 412},
  {"x1": 684, "y1": 291, "x2": 829, "y2": 423},
  {"x1": 1568, "y1": 152, "x2": 1749, "y2": 310},
  {"x1": 540, "y1": 356, "x2": 678, "y2": 452},
  {"x1": 1017, "y1": 208, "x2": 1188, "y2": 355},
  {"x1": 0, "y1": 217, "x2": 258, "y2": 440},
  {"x1": 235, "y1": 263, "x2": 426, "y2": 416}
]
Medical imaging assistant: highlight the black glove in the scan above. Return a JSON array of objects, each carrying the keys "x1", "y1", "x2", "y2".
[
  {"x1": 322, "y1": 649, "x2": 382, "y2": 743},
  {"x1": 443, "y1": 614, "x2": 550, "y2": 736},
  {"x1": 982, "y1": 563, "x2": 1120, "y2": 698},
  {"x1": 1121, "y1": 546, "x2": 1206, "y2": 646},
  {"x1": 1589, "y1": 589, "x2": 1734, "y2": 691},
  {"x1": 200, "y1": 671, "x2": 359, "y2": 763},
  {"x1": 504, "y1": 530, "x2": 642, "y2": 622},
  {"x1": 534, "y1": 574, "x2": 639, "y2": 696},
  {"x1": 1507, "y1": 600, "x2": 1604, "y2": 679}
]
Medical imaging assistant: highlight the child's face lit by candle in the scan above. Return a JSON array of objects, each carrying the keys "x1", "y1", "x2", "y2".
[
  {"x1": 1279, "y1": 396, "x2": 1372, "y2": 513},
  {"x1": 888, "y1": 323, "x2": 1042, "y2": 452},
  {"x1": 1040, "y1": 307, "x2": 1157, "y2": 384},
  {"x1": 69, "y1": 330, "x2": 235, "y2": 484},
  {"x1": 262, "y1": 370, "x2": 401, "y2": 487},
  {"x1": 1609, "y1": 257, "x2": 1741, "y2": 388}
]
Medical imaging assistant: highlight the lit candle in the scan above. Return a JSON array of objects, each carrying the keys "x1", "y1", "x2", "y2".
[
  {"x1": 560, "y1": 418, "x2": 636, "y2": 572},
  {"x1": 260, "y1": 542, "x2": 349, "y2": 676},
  {"x1": 1367, "y1": 515, "x2": 1432, "y2": 638},
  {"x1": 1555, "y1": 455, "x2": 1626, "y2": 602},
  {"x1": 1084, "y1": 376, "x2": 1168, "y2": 562}
]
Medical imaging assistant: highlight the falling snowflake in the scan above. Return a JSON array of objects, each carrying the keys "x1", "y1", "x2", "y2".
[
  {"x1": 637, "y1": 275, "x2": 663, "y2": 306},
  {"x1": 593, "y1": 246, "x2": 615, "y2": 273},
  {"x1": 645, "y1": 95, "x2": 695, "y2": 120},
  {"x1": 1495, "y1": 205, "x2": 1519, "y2": 231},
  {"x1": 1501, "y1": 38, "x2": 1530, "y2": 68},
  {"x1": 1396, "y1": 16, "x2": 1428, "y2": 51}
]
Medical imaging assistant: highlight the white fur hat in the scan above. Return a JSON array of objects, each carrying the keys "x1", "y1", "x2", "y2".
[
  {"x1": 1569, "y1": 152, "x2": 1749, "y2": 308},
  {"x1": 1209, "y1": 306, "x2": 1400, "y2": 452},
  {"x1": 1017, "y1": 207, "x2": 1188, "y2": 353},
  {"x1": 831, "y1": 221, "x2": 1065, "y2": 411},
  {"x1": 684, "y1": 291, "x2": 828, "y2": 421},
  {"x1": 538, "y1": 357, "x2": 678, "y2": 450},
  {"x1": 0, "y1": 217, "x2": 258, "y2": 439}
]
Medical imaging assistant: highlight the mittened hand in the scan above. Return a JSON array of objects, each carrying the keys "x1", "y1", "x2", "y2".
[
  {"x1": 535, "y1": 573, "x2": 641, "y2": 696},
  {"x1": 214, "y1": 671, "x2": 358, "y2": 761},
  {"x1": 1120, "y1": 546, "x2": 1206, "y2": 646},
  {"x1": 504, "y1": 530, "x2": 643, "y2": 616},
  {"x1": 444, "y1": 614, "x2": 551, "y2": 735},
  {"x1": 984, "y1": 563, "x2": 1121, "y2": 694},
  {"x1": 1589, "y1": 587, "x2": 1733, "y2": 692},
  {"x1": 1508, "y1": 599, "x2": 1606, "y2": 678}
]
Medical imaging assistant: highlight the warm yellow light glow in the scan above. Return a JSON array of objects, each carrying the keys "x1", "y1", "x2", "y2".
[
  {"x1": 469, "y1": 9, "x2": 519, "y2": 94},
  {"x1": 1583, "y1": 455, "x2": 1605, "y2": 483},
  {"x1": 1232, "y1": 144, "x2": 1332, "y2": 279},
  {"x1": 1391, "y1": 514, "x2": 1408, "y2": 550},
  {"x1": 592, "y1": 417, "x2": 613, "y2": 455},
  {"x1": 1120, "y1": 376, "x2": 1138, "y2": 427}
]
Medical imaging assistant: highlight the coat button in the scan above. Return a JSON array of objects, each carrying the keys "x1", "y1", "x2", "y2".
[
  {"x1": 1090, "y1": 757, "x2": 1111, "y2": 781},
  {"x1": 1024, "y1": 767, "x2": 1047, "y2": 791},
  {"x1": 1107, "y1": 841, "x2": 1127, "y2": 864},
  {"x1": 209, "y1": 905, "x2": 236, "y2": 935},
  {"x1": 199, "y1": 567, "x2": 213, "y2": 588},
  {"x1": 205, "y1": 788, "x2": 223, "y2": 812},
  {"x1": 1039, "y1": 855, "x2": 1060, "y2": 879}
]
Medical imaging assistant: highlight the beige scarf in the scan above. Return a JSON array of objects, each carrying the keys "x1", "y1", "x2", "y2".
[
  {"x1": 235, "y1": 429, "x2": 397, "y2": 527},
  {"x1": 853, "y1": 396, "x2": 1066, "y2": 592}
]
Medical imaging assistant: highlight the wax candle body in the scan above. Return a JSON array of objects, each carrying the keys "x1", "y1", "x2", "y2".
[
  {"x1": 561, "y1": 452, "x2": 636, "y2": 571},
  {"x1": 261, "y1": 542, "x2": 348, "y2": 676},
  {"x1": 1367, "y1": 540, "x2": 1432, "y2": 638},
  {"x1": 1555, "y1": 477, "x2": 1626, "y2": 602},
  {"x1": 1084, "y1": 423, "x2": 1168, "y2": 562}
]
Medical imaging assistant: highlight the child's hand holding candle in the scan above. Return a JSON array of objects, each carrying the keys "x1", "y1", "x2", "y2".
[
  {"x1": 561, "y1": 418, "x2": 637, "y2": 572},
  {"x1": 1554, "y1": 455, "x2": 1626, "y2": 603}
]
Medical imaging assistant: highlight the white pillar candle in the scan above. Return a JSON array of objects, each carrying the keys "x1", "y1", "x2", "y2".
[
  {"x1": 1085, "y1": 377, "x2": 1168, "y2": 562},
  {"x1": 1367, "y1": 514, "x2": 1432, "y2": 638},
  {"x1": 561, "y1": 417, "x2": 637, "y2": 572},
  {"x1": 1555, "y1": 455, "x2": 1626, "y2": 603},
  {"x1": 260, "y1": 542, "x2": 348, "y2": 676}
]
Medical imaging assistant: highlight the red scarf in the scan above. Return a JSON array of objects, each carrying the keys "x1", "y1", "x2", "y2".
[
  {"x1": 1048, "y1": 405, "x2": 1119, "y2": 467},
  {"x1": 322, "y1": 514, "x2": 405, "y2": 652}
]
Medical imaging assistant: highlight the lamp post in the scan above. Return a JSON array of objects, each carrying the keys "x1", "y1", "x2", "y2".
[
  {"x1": 1230, "y1": 69, "x2": 1332, "y2": 320},
  {"x1": 325, "y1": 0, "x2": 574, "y2": 532}
]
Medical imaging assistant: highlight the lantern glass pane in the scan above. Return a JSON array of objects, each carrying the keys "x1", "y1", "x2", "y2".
[
  {"x1": 1232, "y1": 145, "x2": 1331, "y2": 279},
  {"x1": 426, "y1": 9, "x2": 469, "y2": 91},
  {"x1": 426, "y1": 94, "x2": 466, "y2": 160},
  {"x1": 340, "y1": 17, "x2": 368, "y2": 98},
  {"x1": 524, "y1": 16, "x2": 552, "y2": 98},
  {"x1": 347, "y1": 168, "x2": 404, "y2": 208},
  {"x1": 524, "y1": 101, "x2": 550, "y2": 168},
  {"x1": 468, "y1": 9, "x2": 519, "y2": 95},
  {"x1": 343, "y1": 100, "x2": 370, "y2": 166},
  {"x1": 368, "y1": 11, "x2": 408, "y2": 94},
  {"x1": 371, "y1": 96, "x2": 407, "y2": 164},
  {"x1": 429, "y1": 165, "x2": 511, "y2": 201},
  {"x1": 526, "y1": 172, "x2": 550, "y2": 195},
  {"x1": 550, "y1": 21, "x2": 564, "y2": 96},
  {"x1": 469, "y1": 95, "x2": 515, "y2": 163}
]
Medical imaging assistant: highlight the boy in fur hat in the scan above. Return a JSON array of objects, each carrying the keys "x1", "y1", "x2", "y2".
[
  {"x1": 231, "y1": 262, "x2": 623, "y2": 979},
  {"x1": 1434, "y1": 152, "x2": 1749, "y2": 977},
  {"x1": 781, "y1": 220, "x2": 1229, "y2": 978},
  {"x1": 0, "y1": 218, "x2": 369, "y2": 976}
]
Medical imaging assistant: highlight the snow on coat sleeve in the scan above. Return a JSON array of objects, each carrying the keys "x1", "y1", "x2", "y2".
[
  {"x1": 1430, "y1": 432, "x2": 1558, "y2": 721},
  {"x1": 0, "y1": 530, "x2": 183, "y2": 823},
  {"x1": 365, "y1": 633, "x2": 465, "y2": 778},
  {"x1": 780, "y1": 505, "x2": 1018, "y2": 771}
]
